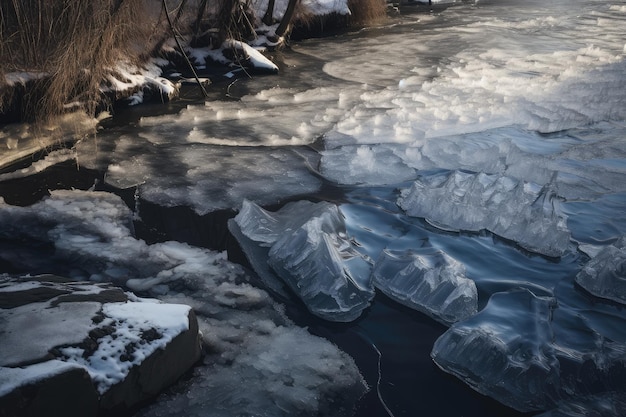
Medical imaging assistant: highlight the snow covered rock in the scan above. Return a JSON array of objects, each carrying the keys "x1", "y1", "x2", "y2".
[
  {"x1": 230, "y1": 199, "x2": 375, "y2": 321},
  {"x1": 575, "y1": 237, "x2": 626, "y2": 305},
  {"x1": 0, "y1": 275, "x2": 201, "y2": 416},
  {"x1": 372, "y1": 248, "x2": 478, "y2": 325},
  {"x1": 398, "y1": 170, "x2": 571, "y2": 257}
]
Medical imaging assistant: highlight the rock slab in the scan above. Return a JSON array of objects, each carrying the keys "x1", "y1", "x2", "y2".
[{"x1": 0, "y1": 275, "x2": 201, "y2": 417}]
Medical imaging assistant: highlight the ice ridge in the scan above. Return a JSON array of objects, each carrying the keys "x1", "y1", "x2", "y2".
[
  {"x1": 231, "y1": 199, "x2": 375, "y2": 322},
  {"x1": 372, "y1": 248, "x2": 478, "y2": 325},
  {"x1": 398, "y1": 170, "x2": 571, "y2": 257}
]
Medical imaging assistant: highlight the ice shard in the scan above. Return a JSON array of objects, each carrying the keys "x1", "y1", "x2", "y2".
[
  {"x1": 432, "y1": 287, "x2": 626, "y2": 413},
  {"x1": 575, "y1": 237, "x2": 626, "y2": 305},
  {"x1": 371, "y1": 248, "x2": 477, "y2": 325},
  {"x1": 431, "y1": 289, "x2": 561, "y2": 412},
  {"x1": 230, "y1": 199, "x2": 375, "y2": 322},
  {"x1": 398, "y1": 171, "x2": 571, "y2": 257}
]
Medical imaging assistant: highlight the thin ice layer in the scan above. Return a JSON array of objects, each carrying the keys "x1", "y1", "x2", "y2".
[
  {"x1": 398, "y1": 171, "x2": 571, "y2": 257},
  {"x1": 94, "y1": 136, "x2": 321, "y2": 215},
  {"x1": 575, "y1": 237, "x2": 626, "y2": 304},
  {"x1": 372, "y1": 248, "x2": 478, "y2": 325},
  {"x1": 231, "y1": 199, "x2": 375, "y2": 322}
]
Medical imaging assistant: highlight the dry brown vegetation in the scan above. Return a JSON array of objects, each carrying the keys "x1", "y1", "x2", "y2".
[
  {"x1": 1, "y1": 0, "x2": 388, "y2": 124},
  {"x1": 346, "y1": 0, "x2": 388, "y2": 26},
  {"x1": 0, "y1": 0, "x2": 164, "y2": 123}
]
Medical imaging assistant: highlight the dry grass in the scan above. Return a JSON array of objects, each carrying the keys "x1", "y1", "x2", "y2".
[
  {"x1": 0, "y1": 0, "x2": 388, "y2": 123},
  {"x1": 347, "y1": 0, "x2": 388, "y2": 26},
  {"x1": 0, "y1": 0, "x2": 158, "y2": 123}
]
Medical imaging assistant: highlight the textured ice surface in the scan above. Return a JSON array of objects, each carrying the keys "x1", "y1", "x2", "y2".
[
  {"x1": 432, "y1": 289, "x2": 560, "y2": 412},
  {"x1": 372, "y1": 248, "x2": 477, "y2": 325},
  {"x1": 231, "y1": 199, "x2": 375, "y2": 321},
  {"x1": 0, "y1": 191, "x2": 368, "y2": 415},
  {"x1": 77, "y1": 134, "x2": 321, "y2": 215},
  {"x1": 537, "y1": 392, "x2": 626, "y2": 417},
  {"x1": 398, "y1": 171, "x2": 571, "y2": 257},
  {"x1": 319, "y1": 145, "x2": 417, "y2": 186},
  {"x1": 575, "y1": 237, "x2": 626, "y2": 304},
  {"x1": 432, "y1": 287, "x2": 626, "y2": 413}
]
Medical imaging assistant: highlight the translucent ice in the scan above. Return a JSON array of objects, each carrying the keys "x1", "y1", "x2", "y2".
[
  {"x1": 398, "y1": 171, "x2": 571, "y2": 257},
  {"x1": 575, "y1": 237, "x2": 626, "y2": 304},
  {"x1": 319, "y1": 145, "x2": 417, "y2": 186},
  {"x1": 372, "y1": 248, "x2": 478, "y2": 325},
  {"x1": 431, "y1": 289, "x2": 562, "y2": 412},
  {"x1": 432, "y1": 287, "x2": 626, "y2": 413},
  {"x1": 230, "y1": 199, "x2": 375, "y2": 322}
]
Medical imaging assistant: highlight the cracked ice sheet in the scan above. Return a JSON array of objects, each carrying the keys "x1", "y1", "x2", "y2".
[
  {"x1": 0, "y1": 190, "x2": 368, "y2": 415},
  {"x1": 82, "y1": 133, "x2": 322, "y2": 215}
]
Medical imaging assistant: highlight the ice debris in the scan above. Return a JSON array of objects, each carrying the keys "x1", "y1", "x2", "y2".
[
  {"x1": 575, "y1": 237, "x2": 626, "y2": 305},
  {"x1": 230, "y1": 199, "x2": 375, "y2": 322},
  {"x1": 398, "y1": 170, "x2": 571, "y2": 257},
  {"x1": 431, "y1": 288, "x2": 626, "y2": 413},
  {"x1": 372, "y1": 248, "x2": 478, "y2": 325}
]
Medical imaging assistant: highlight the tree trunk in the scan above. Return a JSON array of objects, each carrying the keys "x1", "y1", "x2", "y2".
[
  {"x1": 275, "y1": 0, "x2": 299, "y2": 38},
  {"x1": 262, "y1": 0, "x2": 275, "y2": 26}
]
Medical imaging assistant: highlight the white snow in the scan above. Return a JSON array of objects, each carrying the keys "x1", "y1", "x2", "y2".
[
  {"x1": 0, "y1": 190, "x2": 368, "y2": 413},
  {"x1": 60, "y1": 301, "x2": 191, "y2": 393},
  {"x1": 0, "y1": 276, "x2": 194, "y2": 395},
  {"x1": 251, "y1": 0, "x2": 351, "y2": 22},
  {"x1": 0, "y1": 360, "x2": 85, "y2": 398},
  {"x1": 0, "y1": 301, "x2": 102, "y2": 367},
  {"x1": 101, "y1": 60, "x2": 178, "y2": 100}
]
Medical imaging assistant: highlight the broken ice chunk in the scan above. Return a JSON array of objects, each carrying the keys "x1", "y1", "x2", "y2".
[
  {"x1": 267, "y1": 203, "x2": 375, "y2": 322},
  {"x1": 431, "y1": 289, "x2": 561, "y2": 412},
  {"x1": 233, "y1": 199, "x2": 330, "y2": 247},
  {"x1": 575, "y1": 237, "x2": 626, "y2": 304},
  {"x1": 372, "y1": 248, "x2": 478, "y2": 325},
  {"x1": 319, "y1": 144, "x2": 417, "y2": 186},
  {"x1": 230, "y1": 199, "x2": 375, "y2": 322},
  {"x1": 398, "y1": 170, "x2": 571, "y2": 257}
]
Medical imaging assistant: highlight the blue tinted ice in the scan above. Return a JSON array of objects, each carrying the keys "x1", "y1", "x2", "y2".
[
  {"x1": 231, "y1": 199, "x2": 375, "y2": 321},
  {"x1": 398, "y1": 171, "x2": 571, "y2": 257},
  {"x1": 372, "y1": 248, "x2": 477, "y2": 325},
  {"x1": 432, "y1": 287, "x2": 626, "y2": 413},
  {"x1": 575, "y1": 237, "x2": 626, "y2": 305}
]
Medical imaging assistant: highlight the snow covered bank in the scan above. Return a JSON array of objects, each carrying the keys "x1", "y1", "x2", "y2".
[{"x1": 0, "y1": 190, "x2": 368, "y2": 416}]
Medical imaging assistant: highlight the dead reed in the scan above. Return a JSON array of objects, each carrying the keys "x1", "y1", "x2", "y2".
[
  {"x1": 0, "y1": 0, "x2": 157, "y2": 123},
  {"x1": 346, "y1": 0, "x2": 388, "y2": 26}
]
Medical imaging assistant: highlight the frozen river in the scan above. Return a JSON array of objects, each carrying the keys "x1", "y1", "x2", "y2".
[{"x1": 1, "y1": 0, "x2": 626, "y2": 416}]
